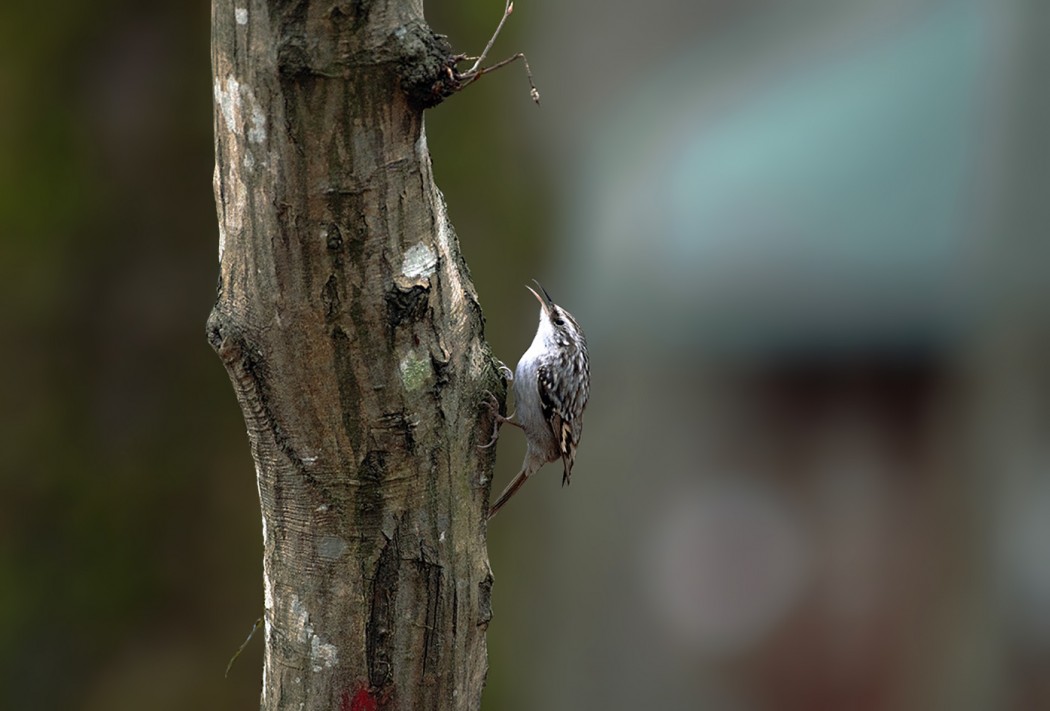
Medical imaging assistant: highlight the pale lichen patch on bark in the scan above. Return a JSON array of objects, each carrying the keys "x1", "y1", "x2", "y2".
[
  {"x1": 212, "y1": 73, "x2": 255, "y2": 251},
  {"x1": 402, "y1": 241, "x2": 438, "y2": 278},
  {"x1": 290, "y1": 594, "x2": 340, "y2": 672},
  {"x1": 245, "y1": 85, "x2": 267, "y2": 145},
  {"x1": 317, "y1": 534, "x2": 348, "y2": 561},
  {"x1": 214, "y1": 73, "x2": 266, "y2": 146},
  {"x1": 400, "y1": 350, "x2": 432, "y2": 392},
  {"x1": 213, "y1": 164, "x2": 226, "y2": 263},
  {"x1": 214, "y1": 74, "x2": 242, "y2": 134},
  {"x1": 310, "y1": 635, "x2": 339, "y2": 671},
  {"x1": 235, "y1": 7, "x2": 247, "y2": 25}
]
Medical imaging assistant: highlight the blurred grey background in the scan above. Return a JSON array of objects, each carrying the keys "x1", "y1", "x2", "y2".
[{"x1": 2, "y1": 0, "x2": 1048, "y2": 708}]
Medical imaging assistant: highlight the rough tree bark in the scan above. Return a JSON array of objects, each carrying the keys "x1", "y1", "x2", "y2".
[{"x1": 207, "y1": 1, "x2": 504, "y2": 709}]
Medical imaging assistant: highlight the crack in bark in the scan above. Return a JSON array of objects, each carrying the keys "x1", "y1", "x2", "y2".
[
  {"x1": 368, "y1": 526, "x2": 398, "y2": 694},
  {"x1": 417, "y1": 555, "x2": 443, "y2": 695},
  {"x1": 323, "y1": 275, "x2": 342, "y2": 321},
  {"x1": 366, "y1": 516, "x2": 449, "y2": 707}
]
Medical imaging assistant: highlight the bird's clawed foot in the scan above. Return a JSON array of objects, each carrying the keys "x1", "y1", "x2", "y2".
[{"x1": 478, "y1": 390, "x2": 520, "y2": 449}]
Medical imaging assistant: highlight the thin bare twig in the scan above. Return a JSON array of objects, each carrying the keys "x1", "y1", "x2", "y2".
[
  {"x1": 225, "y1": 616, "x2": 263, "y2": 677},
  {"x1": 462, "y1": 53, "x2": 540, "y2": 104},
  {"x1": 457, "y1": 1, "x2": 540, "y2": 104},
  {"x1": 468, "y1": 1, "x2": 514, "y2": 75}
]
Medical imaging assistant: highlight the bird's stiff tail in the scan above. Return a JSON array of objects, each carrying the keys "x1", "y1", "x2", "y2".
[{"x1": 488, "y1": 468, "x2": 530, "y2": 520}]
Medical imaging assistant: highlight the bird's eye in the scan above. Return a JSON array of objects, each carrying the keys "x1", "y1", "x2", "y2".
[{"x1": 552, "y1": 316, "x2": 564, "y2": 326}]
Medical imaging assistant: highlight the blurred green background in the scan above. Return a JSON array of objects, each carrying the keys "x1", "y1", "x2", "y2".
[{"x1": 2, "y1": 0, "x2": 1048, "y2": 709}]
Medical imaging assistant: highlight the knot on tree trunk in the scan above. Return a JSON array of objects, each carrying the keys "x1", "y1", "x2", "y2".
[{"x1": 394, "y1": 22, "x2": 463, "y2": 109}]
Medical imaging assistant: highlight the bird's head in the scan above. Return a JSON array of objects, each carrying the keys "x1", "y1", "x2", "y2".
[{"x1": 526, "y1": 280, "x2": 584, "y2": 346}]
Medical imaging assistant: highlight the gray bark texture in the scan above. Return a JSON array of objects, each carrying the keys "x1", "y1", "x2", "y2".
[{"x1": 207, "y1": 1, "x2": 502, "y2": 709}]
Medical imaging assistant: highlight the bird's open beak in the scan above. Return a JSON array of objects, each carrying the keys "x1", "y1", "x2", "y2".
[{"x1": 525, "y1": 280, "x2": 554, "y2": 314}]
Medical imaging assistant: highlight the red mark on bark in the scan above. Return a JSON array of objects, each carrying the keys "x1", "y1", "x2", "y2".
[{"x1": 341, "y1": 686, "x2": 377, "y2": 711}]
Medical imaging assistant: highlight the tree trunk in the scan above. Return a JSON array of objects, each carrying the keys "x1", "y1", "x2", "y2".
[{"x1": 207, "y1": 2, "x2": 501, "y2": 708}]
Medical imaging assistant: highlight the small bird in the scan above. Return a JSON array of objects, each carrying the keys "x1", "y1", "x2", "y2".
[{"x1": 483, "y1": 281, "x2": 590, "y2": 519}]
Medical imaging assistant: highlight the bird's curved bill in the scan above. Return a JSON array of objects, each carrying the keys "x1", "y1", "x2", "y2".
[{"x1": 526, "y1": 280, "x2": 554, "y2": 313}]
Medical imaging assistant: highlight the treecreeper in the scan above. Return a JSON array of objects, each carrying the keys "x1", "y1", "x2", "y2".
[{"x1": 482, "y1": 281, "x2": 590, "y2": 518}]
